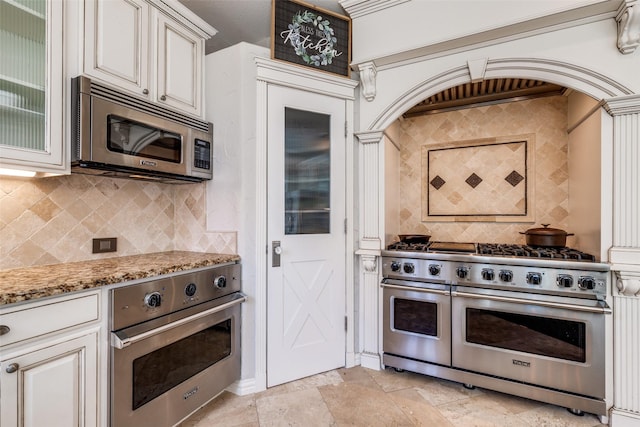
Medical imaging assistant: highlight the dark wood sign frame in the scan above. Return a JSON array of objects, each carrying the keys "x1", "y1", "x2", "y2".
[{"x1": 271, "y1": 0, "x2": 351, "y2": 77}]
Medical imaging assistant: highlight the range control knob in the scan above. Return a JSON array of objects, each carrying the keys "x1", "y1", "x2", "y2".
[
  {"x1": 144, "y1": 291, "x2": 162, "y2": 308},
  {"x1": 456, "y1": 266, "x2": 469, "y2": 279},
  {"x1": 390, "y1": 261, "x2": 401, "y2": 272},
  {"x1": 428, "y1": 264, "x2": 441, "y2": 276},
  {"x1": 578, "y1": 276, "x2": 596, "y2": 290},
  {"x1": 185, "y1": 282, "x2": 197, "y2": 297},
  {"x1": 556, "y1": 274, "x2": 573, "y2": 288},
  {"x1": 526, "y1": 272, "x2": 543, "y2": 285},
  {"x1": 213, "y1": 276, "x2": 227, "y2": 289},
  {"x1": 499, "y1": 270, "x2": 513, "y2": 282},
  {"x1": 481, "y1": 268, "x2": 495, "y2": 281},
  {"x1": 403, "y1": 263, "x2": 415, "y2": 274}
]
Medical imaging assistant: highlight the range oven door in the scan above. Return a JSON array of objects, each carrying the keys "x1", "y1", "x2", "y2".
[
  {"x1": 382, "y1": 279, "x2": 451, "y2": 366},
  {"x1": 110, "y1": 292, "x2": 245, "y2": 427},
  {"x1": 451, "y1": 287, "x2": 610, "y2": 398}
]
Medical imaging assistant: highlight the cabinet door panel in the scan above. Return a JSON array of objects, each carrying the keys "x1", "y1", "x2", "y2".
[
  {"x1": 0, "y1": 0, "x2": 65, "y2": 172},
  {"x1": 84, "y1": 0, "x2": 150, "y2": 97},
  {"x1": 0, "y1": 333, "x2": 98, "y2": 427},
  {"x1": 23, "y1": 351, "x2": 81, "y2": 426},
  {"x1": 156, "y1": 12, "x2": 202, "y2": 116}
]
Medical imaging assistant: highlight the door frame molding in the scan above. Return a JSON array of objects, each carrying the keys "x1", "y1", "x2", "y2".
[{"x1": 255, "y1": 58, "x2": 358, "y2": 391}]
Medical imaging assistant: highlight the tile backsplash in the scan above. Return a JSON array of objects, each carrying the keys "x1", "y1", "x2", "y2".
[
  {"x1": 0, "y1": 174, "x2": 236, "y2": 270},
  {"x1": 395, "y1": 95, "x2": 571, "y2": 244}
]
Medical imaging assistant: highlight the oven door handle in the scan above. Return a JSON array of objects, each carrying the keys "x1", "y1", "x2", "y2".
[
  {"x1": 451, "y1": 290, "x2": 612, "y2": 314},
  {"x1": 111, "y1": 293, "x2": 247, "y2": 349},
  {"x1": 381, "y1": 282, "x2": 450, "y2": 296}
]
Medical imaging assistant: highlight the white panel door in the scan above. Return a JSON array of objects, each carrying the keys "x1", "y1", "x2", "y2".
[{"x1": 267, "y1": 85, "x2": 346, "y2": 387}]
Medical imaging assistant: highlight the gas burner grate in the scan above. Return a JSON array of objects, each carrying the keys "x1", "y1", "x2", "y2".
[
  {"x1": 387, "y1": 241, "x2": 430, "y2": 252},
  {"x1": 478, "y1": 243, "x2": 596, "y2": 261}
]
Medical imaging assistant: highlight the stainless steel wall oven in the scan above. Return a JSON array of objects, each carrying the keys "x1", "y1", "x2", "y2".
[
  {"x1": 381, "y1": 242, "x2": 611, "y2": 419},
  {"x1": 110, "y1": 263, "x2": 244, "y2": 427}
]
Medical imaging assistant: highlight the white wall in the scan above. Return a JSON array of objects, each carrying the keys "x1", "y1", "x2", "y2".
[
  {"x1": 567, "y1": 91, "x2": 603, "y2": 259},
  {"x1": 350, "y1": 0, "x2": 615, "y2": 63},
  {"x1": 205, "y1": 42, "x2": 270, "y2": 383}
]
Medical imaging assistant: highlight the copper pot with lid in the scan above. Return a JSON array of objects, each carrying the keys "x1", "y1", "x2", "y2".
[{"x1": 520, "y1": 224, "x2": 574, "y2": 247}]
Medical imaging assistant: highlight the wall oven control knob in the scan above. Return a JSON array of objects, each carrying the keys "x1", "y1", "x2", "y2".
[
  {"x1": 526, "y1": 272, "x2": 542, "y2": 285},
  {"x1": 214, "y1": 276, "x2": 227, "y2": 288},
  {"x1": 456, "y1": 267, "x2": 469, "y2": 279},
  {"x1": 499, "y1": 270, "x2": 513, "y2": 282},
  {"x1": 185, "y1": 282, "x2": 197, "y2": 297},
  {"x1": 578, "y1": 276, "x2": 596, "y2": 290},
  {"x1": 390, "y1": 261, "x2": 401, "y2": 272},
  {"x1": 481, "y1": 268, "x2": 495, "y2": 281},
  {"x1": 144, "y1": 292, "x2": 162, "y2": 308},
  {"x1": 556, "y1": 274, "x2": 573, "y2": 288},
  {"x1": 403, "y1": 263, "x2": 415, "y2": 274},
  {"x1": 428, "y1": 264, "x2": 441, "y2": 276}
]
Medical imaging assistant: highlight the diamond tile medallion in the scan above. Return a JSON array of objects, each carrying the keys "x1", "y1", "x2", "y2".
[{"x1": 422, "y1": 135, "x2": 534, "y2": 222}]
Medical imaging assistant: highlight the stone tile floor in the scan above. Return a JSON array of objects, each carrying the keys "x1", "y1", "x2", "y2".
[{"x1": 180, "y1": 366, "x2": 606, "y2": 427}]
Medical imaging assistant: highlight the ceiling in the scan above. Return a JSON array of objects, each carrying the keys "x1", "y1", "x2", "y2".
[
  {"x1": 177, "y1": 1, "x2": 568, "y2": 115},
  {"x1": 177, "y1": 0, "x2": 346, "y2": 54}
]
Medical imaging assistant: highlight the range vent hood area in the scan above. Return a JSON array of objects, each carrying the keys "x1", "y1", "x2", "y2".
[{"x1": 403, "y1": 79, "x2": 567, "y2": 117}]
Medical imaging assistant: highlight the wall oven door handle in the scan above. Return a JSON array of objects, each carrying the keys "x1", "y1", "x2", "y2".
[
  {"x1": 451, "y1": 290, "x2": 611, "y2": 314},
  {"x1": 111, "y1": 293, "x2": 246, "y2": 349},
  {"x1": 381, "y1": 282, "x2": 450, "y2": 296}
]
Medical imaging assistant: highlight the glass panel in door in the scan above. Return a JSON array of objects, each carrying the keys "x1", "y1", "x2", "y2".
[
  {"x1": 0, "y1": 0, "x2": 46, "y2": 150},
  {"x1": 132, "y1": 319, "x2": 232, "y2": 409},
  {"x1": 393, "y1": 298, "x2": 438, "y2": 336},
  {"x1": 284, "y1": 107, "x2": 330, "y2": 235},
  {"x1": 465, "y1": 308, "x2": 586, "y2": 362}
]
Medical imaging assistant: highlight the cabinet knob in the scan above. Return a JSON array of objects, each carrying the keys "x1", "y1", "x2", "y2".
[
  {"x1": 160, "y1": 95, "x2": 167, "y2": 101},
  {"x1": 0, "y1": 325, "x2": 9, "y2": 336},
  {"x1": 142, "y1": 88, "x2": 149, "y2": 95},
  {"x1": 6, "y1": 363, "x2": 19, "y2": 374}
]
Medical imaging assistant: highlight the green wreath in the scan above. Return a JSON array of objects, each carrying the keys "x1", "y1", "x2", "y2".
[{"x1": 287, "y1": 10, "x2": 338, "y2": 66}]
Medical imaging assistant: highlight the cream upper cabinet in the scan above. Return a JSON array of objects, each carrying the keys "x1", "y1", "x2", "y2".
[
  {"x1": 156, "y1": 11, "x2": 203, "y2": 116},
  {"x1": 83, "y1": 0, "x2": 214, "y2": 118},
  {"x1": 0, "y1": 0, "x2": 65, "y2": 174},
  {"x1": 83, "y1": 0, "x2": 151, "y2": 97}
]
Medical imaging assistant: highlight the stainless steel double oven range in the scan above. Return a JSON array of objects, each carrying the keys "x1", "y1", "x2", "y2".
[
  {"x1": 110, "y1": 262, "x2": 244, "y2": 427},
  {"x1": 381, "y1": 242, "x2": 611, "y2": 418}
]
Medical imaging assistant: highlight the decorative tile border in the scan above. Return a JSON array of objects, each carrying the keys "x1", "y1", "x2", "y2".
[{"x1": 422, "y1": 134, "x2": 535, "y2": 222}]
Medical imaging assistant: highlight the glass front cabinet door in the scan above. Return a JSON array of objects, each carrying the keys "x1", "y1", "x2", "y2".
[{"x1": 0, "y1": 0, "x2": 65, "y2": 175}]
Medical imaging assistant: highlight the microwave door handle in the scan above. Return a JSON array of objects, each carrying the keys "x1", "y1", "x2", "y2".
[
  {"x1": 131, "y1": 129, "x2": 162, "y2": 153},
  {"x1": 111, "y1": 293, "x2": 246, "y2": 349},
  {"x1": 452, "y1": 290, "x2": 612, "y2": 314}
]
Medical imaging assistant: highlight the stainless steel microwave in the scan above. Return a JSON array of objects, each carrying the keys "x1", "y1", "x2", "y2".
[{"x1": 71, "y1": 76, "x2": 213, "y2": 184}]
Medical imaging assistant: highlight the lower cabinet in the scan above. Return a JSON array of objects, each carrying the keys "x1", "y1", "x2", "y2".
[{"x1": 0, "y1": 330, "x2": 99, "y2": 427}]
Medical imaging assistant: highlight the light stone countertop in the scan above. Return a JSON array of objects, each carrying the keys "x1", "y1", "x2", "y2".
[{"x1": 0, "y1": 251, "x2": 241, "y2": 306}]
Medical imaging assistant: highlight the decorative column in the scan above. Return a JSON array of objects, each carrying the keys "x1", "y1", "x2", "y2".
[
  {"x1": 604, "y1": 94, "x2": 640, "y2": 427},
  {"x1": 355, "y1": 130, "x2": 385, "y2": 370}
]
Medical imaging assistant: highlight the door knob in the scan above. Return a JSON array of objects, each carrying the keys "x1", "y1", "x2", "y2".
[
  {"x1": 6, "y1": 363, "x2": 19, "y2": 374},
  {"x1": 272, "y1": 241, "x2": 282, "y2": 267}
]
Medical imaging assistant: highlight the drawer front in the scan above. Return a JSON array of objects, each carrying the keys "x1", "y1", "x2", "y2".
[{"x1": 0, "y1": 293, "x2": 99, "y2": 347}]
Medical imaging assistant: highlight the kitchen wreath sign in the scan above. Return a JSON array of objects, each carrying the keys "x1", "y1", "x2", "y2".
[{"x1": 272, "y1": 0, "x2": 351, "y2": 77}]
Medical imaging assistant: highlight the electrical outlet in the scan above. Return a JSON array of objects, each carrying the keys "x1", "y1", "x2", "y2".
[{"x1": 92, "y1": 237, "x2": 117, "y2": 253}]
